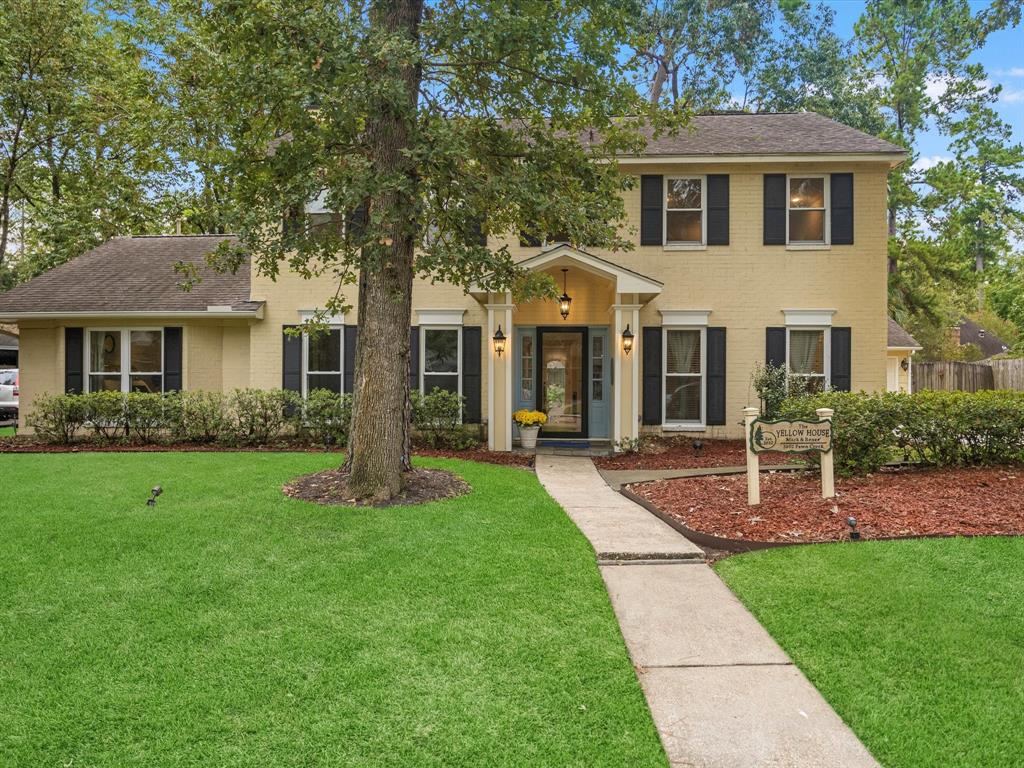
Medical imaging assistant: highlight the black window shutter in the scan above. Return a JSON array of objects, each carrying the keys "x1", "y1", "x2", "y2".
[
  {"x1": 766, "y1": 327, "x2": 786, "y2": 368},
  {"x1": 64, "y1": 327, "x2": 84, "y2": 394},
  {"x1": 519, "y1": 229, "x2": 541, "y2": 248},
  {"x1": 343, "y1": 325, "x2": 357, "y2": 394},
  {"x1": 346, "y1": 200, "x2": 369, "y2": 240},
  {"x1": 466, "y1": 217, "x2": 487, "y2": 247},
  {"x1": 163, "y1": 327, "x2": 183, "y2": 392},
  {"x1": 706, "y1": 175, "x2": 730, "y2": 246},
  {"x1": 462, "y1": 326, "x2": 482, "y2": 423},
  {"x1": 706, "y1": 327, "x2": 726, "y2": 425},
  {"x1": 640, "y1": 175, "x2": 664, "y2": 246},
  {"x1": 409, "y1": 326, "x2": 420, "y2": 393},
  {"x1": 830, "y1": 173, "x2": 854, "y2": 245},
  {"x1": 831, "y1": 327, "x2": 852, "y2": 391},
  {"x1": 642, "y1": 327, "x2": 663, "y2": 425},
  {"x1": 282, "y1": 326, "x2": 302, "y2": 394},
  {"x1": 763, "y1": 174, "x2": 787, "y2": 245}
]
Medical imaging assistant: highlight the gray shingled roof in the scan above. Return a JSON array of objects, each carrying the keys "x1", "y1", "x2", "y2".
[
  {"x1": 0, "y1": 235, "x2": 254, "y2": 315},
  {"x1": 606, "y1": 112, "x2": 905, "y2": 157},
  {"x1": 888, "y1": 318, "x2": 922, "y2": 349},
  {"x1": 959, "y1": 317, "x2": 1010, "y2": 358}
]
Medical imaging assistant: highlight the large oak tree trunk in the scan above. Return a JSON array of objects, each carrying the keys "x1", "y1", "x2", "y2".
[{"x1": 346, "y1": 0, "x2": 424, "y2": 502}]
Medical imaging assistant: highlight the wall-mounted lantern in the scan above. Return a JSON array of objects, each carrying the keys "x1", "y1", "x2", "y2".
[
  {"x1": 558, "y1": 268, "x2": 572, "y2": 320},
  {"x1": 622, "y1": 324, "x2": 635, "y2": 355},
  {"x1": 492, "y1": 325, "x2": 506, "y2": 357},
  {"x1": 900, "y1": 357, "x2": 909, "y2": 372}
]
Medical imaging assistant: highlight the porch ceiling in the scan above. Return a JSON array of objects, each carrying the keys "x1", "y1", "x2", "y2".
[{"x1": 471, "y1": 244, "x2": 663, "y2": 304}]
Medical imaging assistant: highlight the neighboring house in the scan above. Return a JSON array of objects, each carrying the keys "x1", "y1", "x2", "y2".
[
  {"x1": 956, "y1": 318, "x2": 1010, "y2": 359},
  {"x1": 0, "y1": 112, "x2": 905, "y2": 450},
  {"x1": 0, "y1": 327, "x2": 17, "y2": 369},
  {"x1": 886, "y1": 318, "x2": 921, "y2": 393}
]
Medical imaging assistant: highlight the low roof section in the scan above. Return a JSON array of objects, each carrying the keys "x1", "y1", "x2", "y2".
[
  {"x1": 0, "y1": 235, "x2": 260, "y2": 320},
  {"x1": 887, "y1": 318, "x2": 922, "y2": 351}
]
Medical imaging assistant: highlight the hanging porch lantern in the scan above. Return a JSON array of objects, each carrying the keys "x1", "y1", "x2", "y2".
[
  {"x1": 622, "y1": 324, "x2": 635, "y2": 355},
  {"x1": 492, "y1": 325, "x2": 507, "y2": 357},
  {"x1": 558, "y1": 268, "x2": 572, "y2": 320}
]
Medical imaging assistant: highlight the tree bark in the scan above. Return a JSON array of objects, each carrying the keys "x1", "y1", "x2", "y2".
[{"x1": 346, "y1": 0, "x2": 424, "y2": 502}]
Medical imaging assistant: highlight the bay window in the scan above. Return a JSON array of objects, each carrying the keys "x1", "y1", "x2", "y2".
[
  {"x1": 665, "y1": 177, "x2": 705, "y2": 245},
  {"x1": 87, "y1": 329, "x2": 163, "y2": 393},
  {"x1": 663, "y1": 328, "x2": 705, "y2": 426},
  {"x1": 788, "y1": 176, "x2": 828, "y2": 244}
]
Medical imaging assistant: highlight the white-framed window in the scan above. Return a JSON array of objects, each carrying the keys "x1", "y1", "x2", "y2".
[
  {"x1": 663, "y1": 327, "x2": 705, "y2": 427},
  {"x1": 421, "y1": 326, "x2": 461, "y2": 396},
  {"x1": 787, "y1": 327, "x2": 829, "y2": 393},
  {"x1": 665, "y1": 176, "x2": 706, "y2": 245},
  {"x1": 303, "y1": 327, "x2": 344, "y2": 396},
  {"x1": 87, "y1": 328, "x2": 163, "y2": 393},
  {"x1": 787, "y1": 175, "x2": 829, "y2": 244}
]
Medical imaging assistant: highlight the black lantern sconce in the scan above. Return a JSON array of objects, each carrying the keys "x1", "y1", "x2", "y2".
[
  {"x1": 900, "y1": 357, "x2": 909, "y2": 372},
  {"x1": 622, "y1": 324, "x2": 635, "y2": 355},
  {"x1": 492, "y1": 325, "x2": 506, "y2": 357},
  {"x1": 558, "y1": 268, "x2": 572, "y2": 320}
]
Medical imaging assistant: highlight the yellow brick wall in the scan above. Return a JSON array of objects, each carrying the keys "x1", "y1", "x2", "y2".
[{"x1": 15, "y1": 324, "x2": 62, "y2": 430}]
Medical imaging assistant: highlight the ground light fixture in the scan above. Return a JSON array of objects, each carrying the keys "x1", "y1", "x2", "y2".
[
  {"x1": 558, "y1": 268, "x2": 572, "y2": 320},
  {"x1": 147, "y1": 486, "x2": 163, "y2": 507},
  {"x1": 847, "y1": 515, "x2": 860, "y2": 541},
  {"x1": 492, "y1": 325, "x2": 506, "y2": 357},
  {"x1": 622, "y1": 324, "x2": 635, "y2": 355}
]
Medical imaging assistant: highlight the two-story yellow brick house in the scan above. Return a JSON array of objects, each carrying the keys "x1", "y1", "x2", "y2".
[{"x1": 0, "y1": 113, "x2": 906, "y2": 450}]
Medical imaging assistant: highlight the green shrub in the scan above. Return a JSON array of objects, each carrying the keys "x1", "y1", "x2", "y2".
[
  {"x1": 125, "y1": 392, "x2": 168, "y2": 443},
  {"x1": 302, "y1": 389, "x2": 352, "y2": 446},
  {"x1": 227, "y1": 388, "x2": 300, "y2": 444},
  {"x1": 26, "y1": 393, "x2": 87, "y2": 444},
  {"x1": 81, "y1": 391, "x2": 129, "y2": 441},
  {"x1": 412, "y1": 387, "x2": 476, "y2": 449},
  {"x1": 174, "y1": 390, "x2": 229, "y2": 443},
  {"x1": 778, "y1": 390, "x2": 1024, "y2": 475},
  {"x1": 751, "y1": 363, "x2": 809, "y2": 419}
]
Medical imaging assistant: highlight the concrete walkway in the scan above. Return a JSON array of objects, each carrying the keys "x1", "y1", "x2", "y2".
[{"x1": 534, "y1": 455, "x2": 880, "y2": 768}]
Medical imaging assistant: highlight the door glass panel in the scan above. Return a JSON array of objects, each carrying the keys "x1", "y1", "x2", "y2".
[
  {"x1": 520, "y1": 334, "x2": 534, "y2": 403},
  {"x1": 541, "y1": 332, "x2": 583, "y2": 434},
  {"x1": 591, "y1": 335, "x2": 604, "y2": 402}
]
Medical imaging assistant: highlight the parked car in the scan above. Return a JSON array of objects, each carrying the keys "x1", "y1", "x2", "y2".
[{"x1": 0, "y1": 369, "x2": 18, "y2": 423}]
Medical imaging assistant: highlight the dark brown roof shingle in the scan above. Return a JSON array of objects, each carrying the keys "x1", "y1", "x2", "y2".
[
  {"x1": 0, "y1": 236, "x2": 253, "y2": 315},
  {"x1": 888, "y1": 318, "x2": 922, "y2": 349}
]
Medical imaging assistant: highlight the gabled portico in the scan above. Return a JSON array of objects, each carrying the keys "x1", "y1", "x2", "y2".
[{"x1": 473, "y1": 245, "x2": 662, "y2": 451}]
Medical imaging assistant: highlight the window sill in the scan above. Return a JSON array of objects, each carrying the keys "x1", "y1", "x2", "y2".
[
  {"x1": 786, "y1": 243, "x2": 831, "y2": 251},
  {"x1": 662, "y1": 423, "x2": 707, "y2": 432},
  {"x1": 664, "y1": 244, "x2": 706, "y2": 252}
]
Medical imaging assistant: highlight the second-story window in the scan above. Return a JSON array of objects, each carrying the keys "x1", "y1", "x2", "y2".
[
  {"x1": 788, "y1": 176, "x2": 828, "y2": 243},
  {"x1": 665, "y1": 177, "x2": 705, "y2": 245}
]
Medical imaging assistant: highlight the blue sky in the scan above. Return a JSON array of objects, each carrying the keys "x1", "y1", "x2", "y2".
[{"x1": 826, "y1": 0, "x2": 1024, "y2": 166}]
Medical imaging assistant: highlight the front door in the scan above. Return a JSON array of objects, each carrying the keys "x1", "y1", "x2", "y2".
[{"x1": 537, "y1": 327, "x2": 588, "y2": 439}]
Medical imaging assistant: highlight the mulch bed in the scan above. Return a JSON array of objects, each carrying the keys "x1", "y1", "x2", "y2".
[
  {"x1": 630, "y1": 465, "x2": 1024, "y2": 544},
  {"x1": 0, "y1": 438, "x2": 534, "y2": 468},
  {"x1": 283, "y1": 467, "x2": 471, "y2": 507},
  {"x1": 595, "y1": 438, "x2": 796, "y2": 470}
]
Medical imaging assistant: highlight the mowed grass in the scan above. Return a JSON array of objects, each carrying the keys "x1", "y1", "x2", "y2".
[
  {"x1": 716, "y1": 538, "x2": 1024, "y2": 768},
  {"x1": 0, "y1": 425, "x2": 15, "y2": 436},
  {"x1": 0, "y1": 453, "x2": 666, "y2": 768}
]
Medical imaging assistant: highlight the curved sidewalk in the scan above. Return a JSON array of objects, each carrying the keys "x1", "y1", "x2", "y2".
[{"x1": 535, "y1": 455, "x2": 880, "y2": 768}]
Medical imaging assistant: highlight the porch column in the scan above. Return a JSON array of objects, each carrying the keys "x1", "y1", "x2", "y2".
[
  {"x1": 486, "y1": 295, "x2": 515, "y2": 451},
  {"x1": 611, "y1": 298, "x2": 641, "y2": 448}
]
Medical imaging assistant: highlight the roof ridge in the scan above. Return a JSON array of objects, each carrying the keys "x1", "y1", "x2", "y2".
[{"x1": 122, "y1": 233, "x2": 237, "y2": 239}]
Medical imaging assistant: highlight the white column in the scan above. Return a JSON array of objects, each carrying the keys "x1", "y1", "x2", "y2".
[
  {"x1": 611, "y1": 300, "x2": 642, "y2": 448},
  {"x1": 486, "y1": 297, "x2": 514, "y2": 451}
]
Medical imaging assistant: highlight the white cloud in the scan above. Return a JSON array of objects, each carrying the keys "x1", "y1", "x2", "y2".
[
  {"x1": 995, "y1": 67, "x2": 1024, "y2": 78},
  {"x1": 914, "y1": 154, "x2": 952, "y2": 171},
  {"x1": 1001, "y1": 88, "x2": 1024, "y2": 104}
]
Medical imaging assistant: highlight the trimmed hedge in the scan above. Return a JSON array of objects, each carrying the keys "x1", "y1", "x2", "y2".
[
  {"x1": 25, "y1": 387, "x2": 476, "y2": 448},
  {"x1": 778, "y1": 390, "x2": 1024, "y2": 475}
]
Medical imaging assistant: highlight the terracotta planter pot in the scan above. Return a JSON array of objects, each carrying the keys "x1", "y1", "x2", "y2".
[{"x1": 518, "y1": 424, "x2": 540, "y2": 449}]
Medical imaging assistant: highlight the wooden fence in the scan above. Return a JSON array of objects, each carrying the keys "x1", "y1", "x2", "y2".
[{"x1": 913, "y1": 359, "x2": 1024, "y2": 392}]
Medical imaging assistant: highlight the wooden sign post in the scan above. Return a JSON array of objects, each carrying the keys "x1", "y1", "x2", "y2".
[{"x1": 744, "y1": 406, "x2": 835, "y2": 506}]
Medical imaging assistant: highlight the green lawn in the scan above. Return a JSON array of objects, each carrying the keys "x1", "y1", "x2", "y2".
[
  {"x1": 0, "y1": 453, "x2": 665, "y2": 767},
  {"x1": 0, "y1": 425, "x2": 14, "y2": 436},
  {"x1": 716, "y1": 538, "x2": 1024, "y2": 768}
]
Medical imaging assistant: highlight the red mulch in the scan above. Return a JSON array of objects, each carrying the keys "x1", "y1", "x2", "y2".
[
  {"x1": 631, "y1": 465, "x2": 1024, "y2": 543},
  {"x1": 595, "y1": 438, "x2": 796, "y2": 470},
  {"x1": 0, "y1": 437, "x2": 534, "y2": 468}
]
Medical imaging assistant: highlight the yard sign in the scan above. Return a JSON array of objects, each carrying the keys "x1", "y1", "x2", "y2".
[{"x1": 742, "y1": 407, "x2": 835, "y2": 505}]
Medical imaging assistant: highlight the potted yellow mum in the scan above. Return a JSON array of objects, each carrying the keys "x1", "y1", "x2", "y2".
[{"x1": 512, "y1": 409, "x2": 547, "y2": 449}]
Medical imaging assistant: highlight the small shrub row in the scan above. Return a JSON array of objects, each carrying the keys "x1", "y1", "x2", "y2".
[
  {"x1": 28, "y1": 389, "x2": 350, "y2": 446},
  {"x1": 777, "y1": 390, "x2": 1024, "y2": 475},
  {"x1": 27, "y1": 387, "x2": 478, "y2": 449}
]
